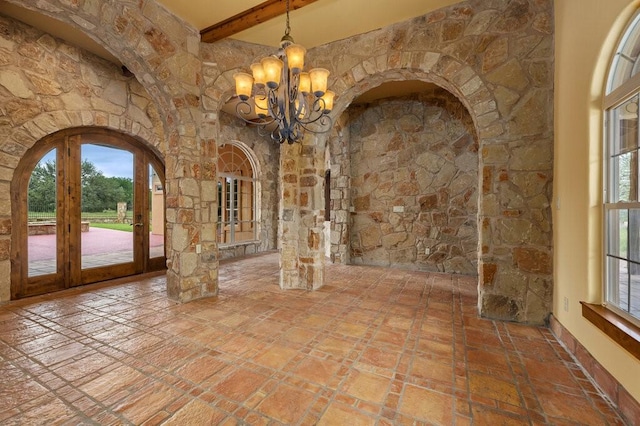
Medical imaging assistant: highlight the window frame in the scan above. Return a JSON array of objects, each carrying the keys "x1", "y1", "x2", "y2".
[
  {"x1": 216, "y1": 142, "x2": 259, "y2": 246},
  {"x1": 603, "y1": 10, "x2": 640, "y2": 329}
]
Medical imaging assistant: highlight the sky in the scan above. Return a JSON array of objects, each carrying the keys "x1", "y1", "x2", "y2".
[{"x1": 39, "y1": 144, "x2": 134, "y2": 179}]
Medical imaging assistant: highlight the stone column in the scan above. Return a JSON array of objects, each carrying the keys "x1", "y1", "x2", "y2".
[
  {"x1": 279, "y1": 135, "x2": 326, "y2": 290},
  {"x1": 165, "y1": 128, "x2": 219, "y2": 302},
  {"x1": 328, "y1": 116, "x2": 351, "y2": 264}
]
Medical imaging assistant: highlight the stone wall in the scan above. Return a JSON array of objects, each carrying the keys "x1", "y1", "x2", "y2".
[
  {"x1": 348, "y1": 89, "x2": 478, "y2": 274},
  {"x1": 1, "y1": 0, "x2": 554, "y2": 324},
  {"x1": 327, "y1": 117, "x2": 351, "y2": 264}
]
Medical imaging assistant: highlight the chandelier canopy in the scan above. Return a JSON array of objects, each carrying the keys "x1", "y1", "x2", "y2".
[{"x1": 233, "y1": 0, "x2": 335, "y2": 145}]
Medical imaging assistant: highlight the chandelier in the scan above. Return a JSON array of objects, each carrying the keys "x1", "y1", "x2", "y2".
[{"x1": 233, "y1": 0, "x2": 335, "y2": 145}]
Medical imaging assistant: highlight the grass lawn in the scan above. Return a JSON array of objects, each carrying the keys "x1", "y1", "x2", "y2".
[{"x1": 90, "y1": 222, "x2": 133, "y2": 232}]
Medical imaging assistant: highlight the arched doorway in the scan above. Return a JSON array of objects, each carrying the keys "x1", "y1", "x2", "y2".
[{"x1": 11, "y1": 127, "x2": 165, "y2": 299}]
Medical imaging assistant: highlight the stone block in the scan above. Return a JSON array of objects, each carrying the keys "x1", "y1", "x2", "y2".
[
  {"x1": 513, "y1": 247, "x2": 552, "y2": 275},
  {"x1": 480, "y1": 293, "x2": 523, "y2": 322}
]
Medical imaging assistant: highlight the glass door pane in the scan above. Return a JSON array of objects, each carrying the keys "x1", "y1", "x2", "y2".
[
  {"x1": 80, "y1": 144, "x2": 134, "y2": 269},
  {"x1": 27, "y1": 149, "x2": 57, "y2": 277},
  {"x1": 149, "y1": 164, "x2": 164, "y2": 259}
]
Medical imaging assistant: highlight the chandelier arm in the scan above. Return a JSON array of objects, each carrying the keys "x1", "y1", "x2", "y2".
[
  {"x1": 294, "y1": 114, "x2": 333, "y2": 134},
  {"x1": 288, "y1": 73, "x2": 300, "y2": 102},
  {"x1": 291, "y1": 122, "x2": 304, "y2": 142},
  {"x1": 267, "y1": 86, "x2": 287, "y2": 124},
  {"x1": 294, "y1": 97, "x2": 329, "y2": 125},
  {"x1": 235, "y1": 100, "x2": 276, "y2": 126}
]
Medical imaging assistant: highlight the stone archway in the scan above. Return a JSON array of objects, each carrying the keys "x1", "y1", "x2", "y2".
[
  {"x1": 2, "y1": 0, "x2": 220, "y2": 303},
  {"x1": 307, "y1": 0, "x2": 554, "y2": 323},
  {"x1": 201, "y1": 0, "x2": 553, "y2": 323},
  {"x1": 329, "y1": 65, "x2": 551, "y2": 323}
]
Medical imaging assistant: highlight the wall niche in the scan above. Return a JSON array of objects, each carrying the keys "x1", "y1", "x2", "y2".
[{"x1": 348, "y1": 87, "x2": 478, "y2": 274}]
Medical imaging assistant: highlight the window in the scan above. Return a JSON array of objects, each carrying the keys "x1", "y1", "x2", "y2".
[
  {"x1": 217, "y1": 143, "x2": 257, "y2": 245},
  {"x1": 604, "y1": 11, "x2": 640, "y2": 325}
]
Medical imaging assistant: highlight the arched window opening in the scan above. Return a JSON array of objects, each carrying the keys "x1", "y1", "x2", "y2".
[
  {"x1": 604, "y1": 10, "x2": 640, "y2": 326},
  {"x1": 217, "y1": 143, "x2": 258, "y2": 245}
]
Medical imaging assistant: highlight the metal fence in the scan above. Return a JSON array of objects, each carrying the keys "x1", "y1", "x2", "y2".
[{"x1": 28, "y1": 200, "x2": 133, "y2": 223}]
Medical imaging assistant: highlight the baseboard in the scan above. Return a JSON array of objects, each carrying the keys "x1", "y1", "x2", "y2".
[{"x1": 549, "y1": 315, "x2": 640, "y2": 424}]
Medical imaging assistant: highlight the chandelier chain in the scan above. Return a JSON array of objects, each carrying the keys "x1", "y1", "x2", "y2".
[{"x1": 284, "y1": 0, "x2": 291, "y2": 37}]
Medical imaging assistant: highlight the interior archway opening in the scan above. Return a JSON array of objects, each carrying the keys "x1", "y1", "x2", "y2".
[{"x1": 327, "y1": 80, "x2": 479, "y2": 278}]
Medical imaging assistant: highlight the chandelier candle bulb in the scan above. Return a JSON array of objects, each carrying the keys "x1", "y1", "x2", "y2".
[
  {"x1": 299, "y1": 72, "x2": 311, "y2": 94},
  {"x1": 309, "y1": 68, "x2": 329, "y2": 97},
  {"x1": 261, "y1": 56, "x2": 283, "y2": 89},
  {"x1": 254, "y1": 95, "x2": 269, "y2": 118},
  {"x1": 250, "y1": 63, "x2": 266, "y2": 87},
  {"x1": 285, "y1": 44, "x2": 306, "y2": 74},
  {"x1": 321, "y1": 90, "x2": 335, "y2": 113},
  {"x1": 234, "y1": 72, "x2": 254, "y2": 101}
]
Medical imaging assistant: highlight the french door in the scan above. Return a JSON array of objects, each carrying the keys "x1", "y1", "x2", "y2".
[{"x1": 11, "y1": 128, "x2": 165, "y2": 299}]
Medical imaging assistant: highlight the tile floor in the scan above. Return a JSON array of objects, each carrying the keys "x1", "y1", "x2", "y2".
[{"x1": 0, "y1": 252, "x2": 629, "y2": 425}]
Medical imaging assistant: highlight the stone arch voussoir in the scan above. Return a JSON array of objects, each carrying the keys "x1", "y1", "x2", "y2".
[
  {"x1": 332, "y1": 54, "x2": 500, "y2": 140},
  {"x1": 19, "y1": 112, "x2": 161, "y2": 155}
]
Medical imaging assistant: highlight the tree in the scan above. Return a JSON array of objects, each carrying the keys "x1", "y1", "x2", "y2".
[
  {"x1": 28, "y1": 160, "x2": 57, "y2": 214},
  {"x1": 28, "y1": 158, "x2": 134, "y2": 214},
  {"x1": 80, "y1": 159, "x2": 133, "y2": 212}
]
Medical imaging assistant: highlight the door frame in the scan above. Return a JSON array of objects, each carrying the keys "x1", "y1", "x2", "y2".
[{"x1": 10, "y1": 127, "x2": 166, "y2": 299}]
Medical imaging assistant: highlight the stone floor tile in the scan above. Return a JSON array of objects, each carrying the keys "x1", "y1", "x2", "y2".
[
  {"x1": 341, "y1": 369, "x2": 391, "y2": 404},
  {"x1": 175, "y1": 354, "x2": 227, "y2": 384},
  {"x1": 255, "y1": 383, "x2": 315, "y2": 424},
  {"x1": 111, "y1": 381, "x2": 182, "y2": 424},
  {"x1": 468, "y1": 371, "x2": 522, "y2": 407},
  {"x1": 398, "y1": 384, "x2": 455, "y2": 425},
  {"x1": 7, "y1": 395, "x2": 76, "y2": 425},
  {"x1": 0, "y1": 378, "x2": 50, "y2": 411},
  {"x1": 252, "y1": 343, "x2": 299, "y2": 370},
  {"x1": 78, "y1": 364, "x2": 145, "y2": 403},
  {"x1": 470, "y1": 403, "x2": 531, "y2": 425},
  {"x1": 209, "y1": 368, "x2": 268, "y2": 402},
  {"x1": 0, "y1": 252, "x2": 630, "y2": 425},
  {"x1": 161, "y1": 398, "x2": 227, "y2": 425}
]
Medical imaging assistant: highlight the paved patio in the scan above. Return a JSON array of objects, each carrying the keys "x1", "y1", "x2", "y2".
[{"x1": 27, "y1": 227, "x2": 164, "y2": 276}]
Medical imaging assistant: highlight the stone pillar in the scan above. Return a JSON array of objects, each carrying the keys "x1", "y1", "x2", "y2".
[
  {"x1": 328, "y1": 116, "x2": 351, "y2": 264},
  {"x1": 116, "y1": 202, "x2": 127, "y2": 224},
  {"x1": 165, "y1": 129, "x2": 219, "y2": 302},
  {"x1": 279, "y1": 135, "x2": 326, "y2": 290}
]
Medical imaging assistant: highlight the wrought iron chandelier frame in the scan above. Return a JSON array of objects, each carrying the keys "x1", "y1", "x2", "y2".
[{"x1": 233, "y1": 0, "x2": 334, "y2": 144}]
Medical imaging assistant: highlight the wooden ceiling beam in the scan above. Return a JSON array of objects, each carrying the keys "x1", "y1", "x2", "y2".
[{"x1": 200, "y1": 0, "x2": 320, "y2": 43}]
